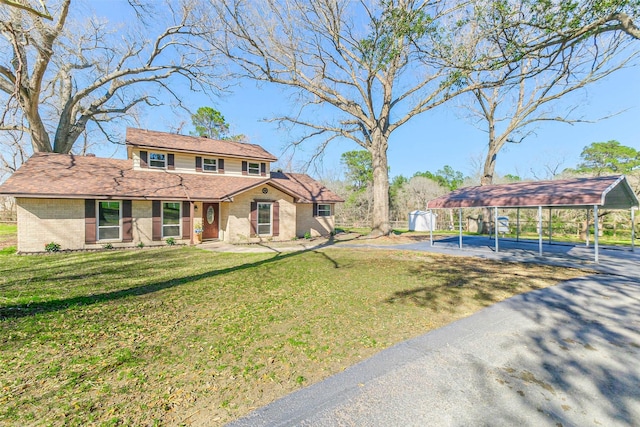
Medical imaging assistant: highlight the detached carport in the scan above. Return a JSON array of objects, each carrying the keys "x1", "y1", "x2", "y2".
[{"x1": 426, "y1": 175, "x2": 639, "y2": 263}]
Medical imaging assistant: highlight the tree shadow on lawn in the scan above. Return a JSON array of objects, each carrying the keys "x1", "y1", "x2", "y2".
[
  {"x1": 0, "y1": 247, "x2": 340, "y2": 320},
  {"x1": 384, "y1": 261, "x2": 561, "y2": 309}
]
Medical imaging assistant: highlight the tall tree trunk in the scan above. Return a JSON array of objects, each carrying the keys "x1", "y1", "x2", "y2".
[
  {"x1": 369, "y1": 130, "x2": 392, "y2": 236},
  {"x1": 25, "y1": 105, "x2": 52, "y2": 152},
  {"x1": 481, "y1": 149, "x2": 497, "y2": 186}
]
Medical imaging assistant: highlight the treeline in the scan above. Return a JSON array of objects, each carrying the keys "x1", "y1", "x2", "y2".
[{"x1": 326, "y1": 140, "x2": 640, "y2": 227}]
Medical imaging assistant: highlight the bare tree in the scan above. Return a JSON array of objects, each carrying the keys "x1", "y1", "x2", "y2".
[
  {"x1": 0, "y1": 0, "x2": 52, "y2": 20},
  {"x1": 0, "y1": 0, "x2": 223, "y2": 157},
  {"x1": 398, "y1": 176, "x2": 447, "y2": 211},
  {"x1": 461, "y1": 19, "x2": 636, "y2": 185},
  {"x1": 205, "y1": 0, "x2": 498, "y2": 236}
]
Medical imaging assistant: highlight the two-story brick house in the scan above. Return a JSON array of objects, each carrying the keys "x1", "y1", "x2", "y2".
[{"x1": 0, "y1": 128, "x2": 343, "y2": 253}]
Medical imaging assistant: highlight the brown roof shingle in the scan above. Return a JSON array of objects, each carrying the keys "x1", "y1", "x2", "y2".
[
  {"x1": 0, "y1": 153, "x2": 343, "y2": 203},
  {"x1": 270, "y1": 171, "x2": 344, "y2": 203},
  {"x1": 426, "y1": 176, "x2": 638, "y2": 210},
  {"x1": 126, "y1": 128, "x2": 278, "y2": 162}
]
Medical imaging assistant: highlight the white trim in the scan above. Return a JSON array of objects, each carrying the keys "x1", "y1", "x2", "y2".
[
  {"x1": 96, "y1": 200, "x2": 122, "y2": 241},
  {"x1": 203, "y1": 157, "x2": 218, "y2": 172},
  {"x1": 149, "y1": 152, "x2": 167, "y2": 169},
  {"x1": 162, "y1": 201, "x2": 182, "y2": 238},
  {"x1": 317, "y1": 203, "x2": 332, "y2": 217},
  {"x1": 248, "y1": 162, "x2": 260, "y2": 175},
  {"x1": 257, "y1": 202, "x2": 272, "y2": 236}
]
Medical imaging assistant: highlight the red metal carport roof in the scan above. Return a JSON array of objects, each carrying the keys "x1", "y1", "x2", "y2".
[{"x1": 426, "y1": 175, "x2": 638, "y2": 210}]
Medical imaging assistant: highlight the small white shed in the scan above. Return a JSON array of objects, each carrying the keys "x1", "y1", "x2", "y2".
[{"x1": 408, "y1": 210, "x2": 437, "y2": 231}]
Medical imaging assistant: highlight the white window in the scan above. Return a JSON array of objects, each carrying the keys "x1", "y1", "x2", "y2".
[
  {"x1": 97, "y1": 201, "x2": 121, "y2": 240},
  {"x1": 162, "y1": 202, "x2": 181, "y2": 238},
  {"x1": 248, "y1": 162, "x2": 260, "y2": 175},
  {"x1": 203, "y1": 158, "x2": 217, "y2": 172},
  {"x1": 317, "y1": 204, "x2": 331, "y2": 217},
  {"x1": 257, "y1": 202, "x2": 272, "y2": 235},
  {"x1": 149, "y1": 152, "x2": 166, "y2": 168}
]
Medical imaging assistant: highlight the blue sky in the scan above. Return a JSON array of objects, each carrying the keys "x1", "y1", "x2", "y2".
[{"x1": 93, "y1": 1, "x2": 640, "y2": 182}]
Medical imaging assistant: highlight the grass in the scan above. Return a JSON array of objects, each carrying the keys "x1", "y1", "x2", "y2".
[
  {"x1": 0, "y1": 244, "x2": 587, "y2": 426},
  {"x1": 0, "y1": 223, "x2": 17, "y2": 254}
]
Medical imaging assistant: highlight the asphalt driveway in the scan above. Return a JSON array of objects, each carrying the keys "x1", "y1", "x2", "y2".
[{"x1": 224, "y1": 242, "x2": 640, "y2": 426}]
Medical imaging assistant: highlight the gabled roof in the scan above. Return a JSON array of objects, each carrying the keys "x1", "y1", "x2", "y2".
[
  {"x1": 0, "y1": 153, "x2": 342, "y2": 204},
  {"x1": 426, "y1": 175, "x2": 639, "y2": 210},
  {"x1": 126, "y1": 128, "x2": 278, "y2": 162}
]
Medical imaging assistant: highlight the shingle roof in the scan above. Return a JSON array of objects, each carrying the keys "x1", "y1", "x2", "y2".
[
  {"x1": 126, "y1": 128, "x2": 278, "y2": 162},
  {"x1": 270, "y1": 171, "x2": 344, "y2": 203},
  {"x1": 426, "y1": 176, "x2": 638, "y2": 210},
  {"x1": 0, "y1": 153, "x2": 343, "y2": 203}
]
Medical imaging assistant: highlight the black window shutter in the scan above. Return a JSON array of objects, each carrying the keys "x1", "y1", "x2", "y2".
[
  {"x1": 122, "y1": 200, "x2": 133, "y2": 242},
  {"x1": 195, "y1": 156, "x2": 202, "y2": 172},
  {"x1": 152, "y1": 201, "x2": 162, "y2": 241},
  {"x1": 242, "y1": 161, "x2": 248, "y2": 175},
  {"x1": 168, "y1": 154, "x2": 175, "y2": 170},
  {"x1": 85, "y1": 199, "x2": 96, "y2": 243},
  {"x1": 140, "y1": 151, "x2": 148, "y2": 168},
  {"x1": 218, "y1": 159, "x2": 224, "y2": 173},
  {"x1": 260, "y1": 162, "x2": 266, "y2": 176}
]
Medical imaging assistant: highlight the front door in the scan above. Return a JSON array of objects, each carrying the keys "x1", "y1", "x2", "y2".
[{"x1": 202, "y1": 203, "x2": 219, "y2": 239}]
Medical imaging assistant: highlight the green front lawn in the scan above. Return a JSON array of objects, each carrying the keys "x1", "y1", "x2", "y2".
[
  {"x1": 0, "y1": 223, "x2": 16, "y2": 254},
  {"x1": 0, "y1": 246, "x2": 586, "y2": 426}
]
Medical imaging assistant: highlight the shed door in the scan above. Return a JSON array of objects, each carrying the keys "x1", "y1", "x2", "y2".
[{"x1": 202, "y1": 203, "x2": 219, "y2": 239}]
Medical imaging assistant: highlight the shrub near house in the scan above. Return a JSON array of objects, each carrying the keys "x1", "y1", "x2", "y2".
[{"x1": 0, "y1": 128, "x2": 343, "y2": 253}]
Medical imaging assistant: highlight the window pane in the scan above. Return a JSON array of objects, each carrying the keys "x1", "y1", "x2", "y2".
[
  {"x1": 163, "y1": 225, "x2": 180, "y2": 237},
  {"x1": 258, "y1": 203, "x2": 271, "y2": 223},
  {"x1": 318, "y1": 204, "x2": 331, "y2": 216},
  {"x1": 99, "y1": 201, "x2": 120, "y2": 226},
  {"x1": 203, "y1": 158, "x2": 217, "y2": 171},
  {"x1": 249, "y1": 163, "x2": 260, "y2": 174},
  {"x1": 258, "y1": 224, "x2": 270, "y2": 235},
  {"x1": 150, "y1": 152, "x2": 165, "y2": 167},
  {"x1": 163, "y1": 202, "x2": 180, "y2": 225},
  {"x1": 99, "y1": 227, "x2": 120, "y2": 240}
]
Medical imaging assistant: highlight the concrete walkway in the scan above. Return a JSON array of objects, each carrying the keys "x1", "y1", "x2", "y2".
[{"x1": 220, "y1": 237, "x2": 640, "y2": 427}]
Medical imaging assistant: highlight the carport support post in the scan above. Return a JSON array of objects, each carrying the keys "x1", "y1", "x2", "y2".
[
  {"x1": 538, "y1": 206, "x2": 543, "y2": 256},
  {"x1": 494, "y1": 207, "x2": 499, "y2": 253},
  {"x1": 429, "y1": 209, "x2": 434, "y2": 247},
  {"x1": 594, "y1": 205, "x2": 599, "y2": 264},
  {"x1": 586, "y1": 209, "x2": 590, "y2": 248},
  {"x1": 458, "y1": 208, "x2": 463, "y2": 249},
  {"x1": 516, "y1": 208, "x2": 520, "y2": 242},
  {"x1": 548, "y1": 207, "x2": 552, "y2": 244}
]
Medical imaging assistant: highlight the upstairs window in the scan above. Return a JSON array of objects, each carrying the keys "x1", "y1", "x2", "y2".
[
  {"x1": 248, "y1": 162, "x2": 260, "y2": 175},
  {"x1": 203, "y1": 158, "x2": 217, "y2": 172},
  {"x1": 149, "y1": 152, "x2": 166, "y2": 169}
]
